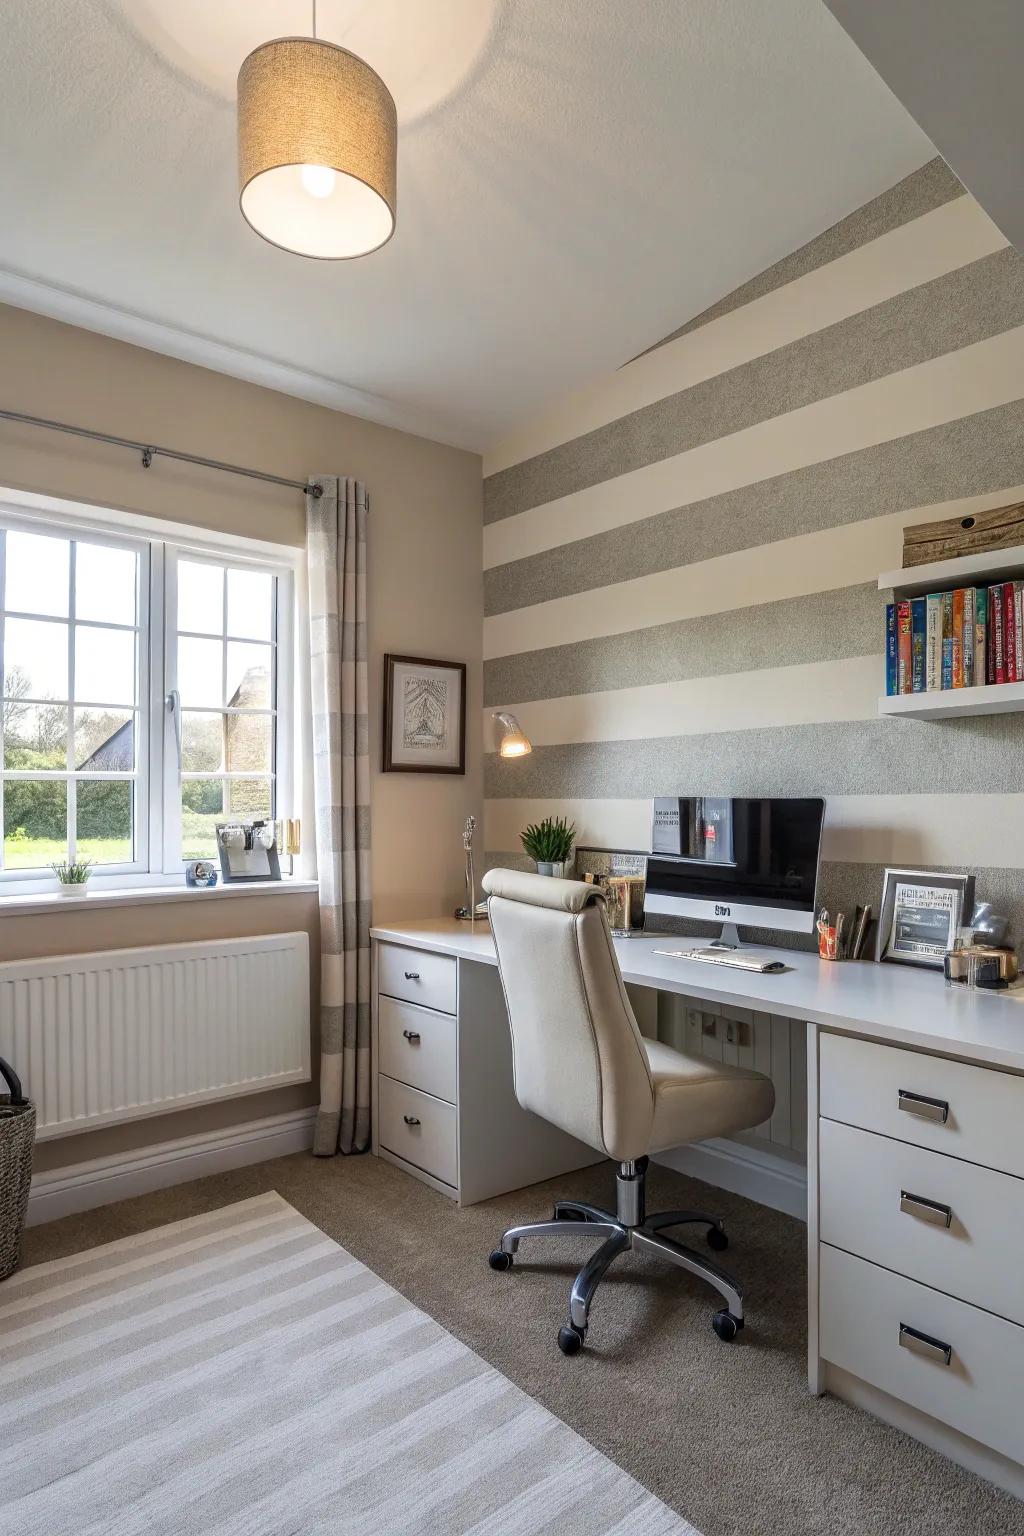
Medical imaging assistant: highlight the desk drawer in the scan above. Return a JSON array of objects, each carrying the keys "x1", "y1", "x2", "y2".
[
  {"x1": 379, "y1": 1076, "x2": 458, "y2": 1188},
  {"x1": 820, "y1": 1119, "x2": 1024, "y2": 1326},
  {"x1": 378, "y1": 943, "x2": 457, "y2": 1015},
  {"x1": 378, "y1": 996, "x2": 457, "y2": 1104},
  {"x1": 819, "y1": 1244, "x2": 1024, "y2": 1466},
  {"x1": 820, "y1": 1032, "x2": 1024, "y2": 1178}
]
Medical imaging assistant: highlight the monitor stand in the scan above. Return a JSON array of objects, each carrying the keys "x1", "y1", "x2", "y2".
[{"x1": 708, "y1": 922, "x2": 742, "y2": 950}]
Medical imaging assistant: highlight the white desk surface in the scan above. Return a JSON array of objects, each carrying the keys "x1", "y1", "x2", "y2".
[{"x1": 370, "y1": 917, "x2": 1024, "y2": 1074}]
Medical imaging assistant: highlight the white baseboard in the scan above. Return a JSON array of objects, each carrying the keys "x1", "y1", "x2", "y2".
[
  {"x1": 26, "y1": 1107, "x2": 317, "y2": 1227},
  {"x1": 654, "y1": 1136, "x2": 808, "y2": 1220}
]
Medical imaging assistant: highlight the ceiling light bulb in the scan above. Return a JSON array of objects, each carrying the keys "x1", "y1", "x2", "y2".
[{"x1": 300, "y1": 163, "x2": 336, "y2": 199}]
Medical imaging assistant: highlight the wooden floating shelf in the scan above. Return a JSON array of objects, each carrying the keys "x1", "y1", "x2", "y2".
[
  {"x1": 878, "y1": 543, "x2": 1024, "y2": 599},
  {"x1": 879, "y1": 682, "x2": 1024, "y2": 720}
]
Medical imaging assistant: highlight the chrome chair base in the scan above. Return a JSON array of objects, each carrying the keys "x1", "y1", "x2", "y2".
[{"x1": 488, "y1": 1156, "x2": 745, "y2": 1353}]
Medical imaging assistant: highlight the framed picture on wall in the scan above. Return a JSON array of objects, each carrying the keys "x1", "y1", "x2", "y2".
[
  {"x1": 876, "y1": 868, "x2": 974, "y2": 969},
  {"x1": 382, "y1": 654, "x2": 466, "y2": 774}
]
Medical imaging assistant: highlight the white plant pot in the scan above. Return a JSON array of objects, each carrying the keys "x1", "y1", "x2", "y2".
[{"x1": 56, "y1": 881, "x2": 90, "y2": 897}]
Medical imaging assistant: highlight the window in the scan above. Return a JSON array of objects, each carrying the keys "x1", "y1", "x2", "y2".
[
  {"x1": 0, "y1": 508, "x2": 294, "y2": 889},
  {"x1": 168, "y1": 555, "x2": 281, "y2": 864}
]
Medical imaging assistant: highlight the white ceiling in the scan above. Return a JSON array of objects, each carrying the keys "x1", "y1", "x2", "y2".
[{"x1": 0, "y1": 0, "x2": 934, "y2": 452}]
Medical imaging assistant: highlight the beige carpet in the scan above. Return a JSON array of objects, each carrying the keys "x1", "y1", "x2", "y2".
[
  {"x1": 19, "y1": 1154, "x2": 1024, "y2": 1536},
  {"x1": 2, "y1": 1191, "x2": 693, "y2": 1536}
]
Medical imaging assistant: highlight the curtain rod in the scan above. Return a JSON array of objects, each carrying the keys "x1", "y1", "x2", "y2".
[{"x1": 0, "y1": 408, "x2": 323, "y2": 499}]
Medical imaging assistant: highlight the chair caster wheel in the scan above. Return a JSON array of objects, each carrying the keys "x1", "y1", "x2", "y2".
[
  {"x1": 712, "y1": 1309, "x2": 743, "y2": 1342},
  {"x1": 488, "y1": 1249, "x2": 512, "y2": 1271},
  {"x1": 558, "y1": 1324, "x2": 585, "y2": 1355},
  {"x1": 706, "y1": 1225, "x2": 728, "y2": 1252}
]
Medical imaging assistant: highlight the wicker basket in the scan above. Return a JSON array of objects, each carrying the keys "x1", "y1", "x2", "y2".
[{"x1": 0, "y1": 1057, "x2": 35, "y2": 1283}]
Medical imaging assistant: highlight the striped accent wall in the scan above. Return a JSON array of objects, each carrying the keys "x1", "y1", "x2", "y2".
[{"x1": 482, "y1": 159, "x2": 1024, "y2": 945}]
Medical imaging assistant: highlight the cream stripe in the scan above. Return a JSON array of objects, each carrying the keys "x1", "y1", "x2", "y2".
[
  {"x1": 0, "y1": 1192, "x2": 287, "y2": 1296},
  {"x1": 483, "y1": 324, "x2": 1024, "y2": 571},
  {"x1": 483, "y1": 195, "x2": 1004, "y2": 477},
  {"x1": 0, "y1": 1210, "x2": 297, "y2": 1326},
  {"x1": 484, "y1": 796, "x2": 1024, "y2": 870},
  {"x1": 485, "y1": 509, "x2": 897, "y2": 660},
  {"x1": 2, "y1": 1260, "x2": 366, "y2": 1424},
  {"x1": 484, "y1": 485, "x2": 1024, "y2": 661},
  {"x1": 488, "y1": 656, "x2": 880, "y2": 748},
  {"x1": 0, "y1": 1238, "x2": 344, "y2": 1386}
]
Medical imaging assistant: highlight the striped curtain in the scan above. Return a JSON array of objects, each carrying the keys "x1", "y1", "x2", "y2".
[{"x1": 307, "y1": 477, "x2": 372, "y2": 1155}]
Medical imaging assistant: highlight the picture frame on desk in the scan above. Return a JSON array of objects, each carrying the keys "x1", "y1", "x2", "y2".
[
  {"x1": 876, "y1": 868, "x2": 974, "y2": 969},
  {"x1": 382, "y1": 654, "x2": 466, "y2": 775}
]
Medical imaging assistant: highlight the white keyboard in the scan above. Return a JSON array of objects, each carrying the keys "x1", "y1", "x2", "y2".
[{"x1": 653, "y1": 947, "x2": 788, "y2": 974}]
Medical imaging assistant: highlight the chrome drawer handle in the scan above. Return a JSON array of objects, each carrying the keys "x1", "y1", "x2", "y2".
[
  {"x1": 898, "y1": 1089, "x2": 949, "y2": 1124},
  {"x1": 900, "y1": 1191, "x2": 953, "y2": 1228},
  {"x1": 404, "y1": 971, "x2": 421, "y2": 981},
  {"x1": 403, "y1": 1114, "x2": 421, "y2": 1126},
  {"x1": 402, "y1": 1029, "x2": 421, "y2": 1044},
  {"x1": 899, "y1": 1323, "x2": 952, "y2": 1366}
]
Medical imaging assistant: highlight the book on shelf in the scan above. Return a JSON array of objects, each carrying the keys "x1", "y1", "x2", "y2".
[
  {"x1": 951, "y1": 587, "x2": 964, "y2": 688},
  {"x1": 963, "y1": 587, "x2": 976, "y2": 686},
  {"x1": 885, "y1": 603, "x2": 897, "y2": 696},
  {"x1": 941, "y1": 591, "x2": 954, "y2": 689},
  {"x1": 897, "y1": 599, "x2": 912, "y2": 694},
  {"x1": 887, "y1": 579, "x2": 1023, "y2": 696},
  {"x1": 910, "y1": 596, "x2": 926, "y2": 692},
  {"x1": 1005, "y1": 584, "x2": 1018, "y2": 683},
  {"x1": 926, "y1": 593, "x2": 942, "y2": 691}
]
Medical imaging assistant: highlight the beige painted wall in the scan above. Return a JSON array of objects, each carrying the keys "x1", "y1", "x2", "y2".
[{"x1": 0, "y1": 301, "x2": 483, "y2": 1170}]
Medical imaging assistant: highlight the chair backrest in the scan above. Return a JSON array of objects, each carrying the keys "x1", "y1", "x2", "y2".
[{"x1": 482, "y1": 869, "x2": 655, "y2": 1163}]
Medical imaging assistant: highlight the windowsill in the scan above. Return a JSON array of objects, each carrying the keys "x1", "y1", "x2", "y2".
[{"x1": 0, "y1": 878, "x2": 319, "y2": 919}]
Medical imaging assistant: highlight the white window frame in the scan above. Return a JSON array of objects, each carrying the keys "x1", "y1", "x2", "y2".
[
  {"x1": 161, "y1": 542, "x2": 293, "y2": 875},
  {"x1": 0, "y1": 496, "x2": 297, "y2": 896}
]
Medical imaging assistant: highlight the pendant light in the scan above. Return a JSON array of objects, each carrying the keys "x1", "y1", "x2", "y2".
[{"x1": 237, "y1": 1, "x2": 397, "y2": 260}]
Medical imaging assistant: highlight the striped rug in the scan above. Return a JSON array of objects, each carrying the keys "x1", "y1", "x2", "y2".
[{"x1": 0, "y1": 1192, "x2": 695, "y2": 1535}]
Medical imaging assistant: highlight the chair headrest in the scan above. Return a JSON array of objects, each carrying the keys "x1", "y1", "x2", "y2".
[{"x1": 482, "y1": 867, "x2": 604, "y2": 915}]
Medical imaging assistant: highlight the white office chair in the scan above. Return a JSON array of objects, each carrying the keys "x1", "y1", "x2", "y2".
[{"x1": 482, "y1": 868, "x2": 775, "y2": 1354}]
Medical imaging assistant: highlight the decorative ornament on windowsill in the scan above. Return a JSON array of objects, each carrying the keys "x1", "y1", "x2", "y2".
[
  {"x1": 520, "y1": 817, "x2": 576, "y2": 879},
  {"x1": 51, "y1": 859, "x2": 92, "y2": 897},
  {"x1": 454, "y1": 814, "x2": 487, "y2": 923}
]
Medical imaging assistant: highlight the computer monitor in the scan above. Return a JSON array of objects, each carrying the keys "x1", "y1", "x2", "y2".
[{"x1": 643, "y1": 797, "x2": 825, "y2": 945}]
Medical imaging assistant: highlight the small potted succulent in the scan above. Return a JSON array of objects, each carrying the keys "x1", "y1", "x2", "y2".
[
  {"x1": 520, "y1": 817, "x2": 576, "y2": 878},
  {"x1": 51, "y1": 859, "x2": 92, "y2": 896}
]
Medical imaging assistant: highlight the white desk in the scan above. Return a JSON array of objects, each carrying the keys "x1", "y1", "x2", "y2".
[{"x1": 370, "y1": 917, "x2": 1024, "y2": 1498}]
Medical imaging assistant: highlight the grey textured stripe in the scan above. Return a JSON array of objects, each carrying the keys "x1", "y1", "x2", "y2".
[
  {"x1": 482, "y1": 854, "x2": 1024, "y2": 958},
  {"x1": 483, "y1": 246, "x2": 1024, "y2": 529},
  {"x1": 0, "y1": 1194, "x2": 693, "y2": 1536},
  {"x1": 485, "y1": 397, "x2": 1024, "y2": 616},
  {"x1": 485, "y1": 584, "x2": 879, "y2": 706},
  {"x1": 640, "y1": 157, "x2": 964, "y2": 353},
  {"x1": 485, "y1": 715, "x2": 1024, "y2": 800}
]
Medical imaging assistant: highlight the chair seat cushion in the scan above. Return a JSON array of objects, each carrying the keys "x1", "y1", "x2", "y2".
[{"x1": 644, "y1": 1038, "x2": 776, "y2": 1153}]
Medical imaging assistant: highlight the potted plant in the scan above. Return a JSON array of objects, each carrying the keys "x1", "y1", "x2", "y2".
[
  {"x1": 51, "y1": 859, "x2": 92, "y2": 896},
  {"x1": 520, "y1": 817, "x2": 576, "y2": 878}
]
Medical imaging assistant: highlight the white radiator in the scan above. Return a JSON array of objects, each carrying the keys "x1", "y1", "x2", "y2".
[{"x1": 0, "y1": 933, "x2": 310, "y2": 1141}]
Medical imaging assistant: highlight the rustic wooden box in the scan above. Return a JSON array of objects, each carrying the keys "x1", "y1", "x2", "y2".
[{"x1": 903, "y1": 500, "x2": 1024, "y2": 567}]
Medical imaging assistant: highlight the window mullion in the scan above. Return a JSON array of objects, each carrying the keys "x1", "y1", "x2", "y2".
[{"x1": 67, "y1": 541, "x2": 76, "y2": 863}]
